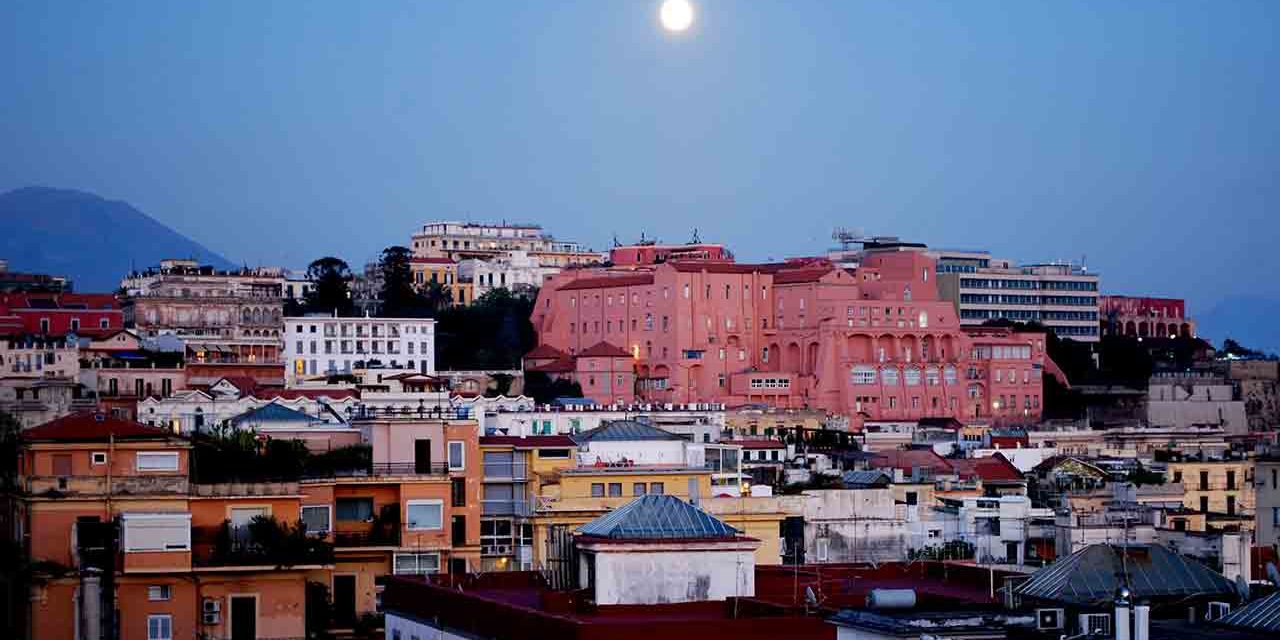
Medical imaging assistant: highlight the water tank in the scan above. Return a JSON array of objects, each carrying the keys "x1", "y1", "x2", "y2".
[{"x1": 866, "y1": 589, "x2": 917, "y2": 609}]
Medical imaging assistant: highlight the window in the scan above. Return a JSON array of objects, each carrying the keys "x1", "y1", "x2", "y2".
[
  {"x1": 136, "y1": 452, "x2": 179, "y2": 472},
  {"x1": 452, "y1": 478, "x2": 466, "y2": 507},
  {"x1": 649, "y1": 482, "x2": 665, "y2": 495},
  {"x1": 539, "y1": 448, "x2": 570, "y2": 459},
  {"x1": 851, "y1": 366, "x2": 876, "y2": 385},
  {"x1": 1273, "y1": 507, "x2": 1280, "y2": 527},
  {"x1": 633, "y1": 483, "x2": 647, "y2": 496},
  {"x1": 336, "y1": 497, "x2": 374, "y2": 522},
  {"x1": 904, "y1": 367, "x2": 921, "y2": 386},
  {"x1": 607, "y1": 483, "x2": 623, "y2": 497},
  {"x1": 122, "y1": 513, "x2": 191, "y2": 552},
  {"x1": 91, "y1": 452, "x2": 107, "y2": 465},
  {"x1": 591, "y1": 483, "x2": 605, "y2": 497},
  {"x1": 148, "y1": 585, "x2": 172, "y2": 601},
  {"x1": 301, "y1": 506, "x2": 331, "y2": 535},
  {"x1": 406, "y1": 500, "x2": 443, "y2": 530},
  {"x1": 448, "y1": 441, "x2": 465, "y2": 471},
  {"x1": 393, "y1": 552, "x2": 441, "y2": 575},
  {"x1": 881, "y1": 367, "x2": 899, "y2": 386},
  {"x1": 905, "y1": 492, "x2": 918, "y2": 506},
  {"x1": 147, "y1": 615, "x2": 172, "y2": 640}
]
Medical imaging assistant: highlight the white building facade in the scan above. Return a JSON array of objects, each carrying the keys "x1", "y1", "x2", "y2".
[{"x1": 283, "y1": 315, "x2": 436, "y2": 383}]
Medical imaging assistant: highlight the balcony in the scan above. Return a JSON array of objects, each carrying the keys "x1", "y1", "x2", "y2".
[
  {"x1": 334, "y1": 525, "x2": 401, "y2": 548},
  {"x1": 482, "y1": 500, "x2": 533, "y2": 517},
  {"x1": 483, "y1": 463, "x2": 529, "y2": 481},
  {"x1": 193, "y1": 520, "x2": 334, "y2": 567},
  {"x1": 24, "y1": 474, "x2": 188, "y2": 496},
  {"x1": 302, "y1": 462, "x2": 450, "y2": 480}
]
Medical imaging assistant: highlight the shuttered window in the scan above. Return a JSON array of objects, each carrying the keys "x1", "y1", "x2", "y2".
[{"x1": 122, "y1": 513, "x2": 191, "y2": 552}]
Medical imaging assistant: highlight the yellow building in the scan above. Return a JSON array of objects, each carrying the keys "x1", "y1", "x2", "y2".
[
  {"x1": 410, "y1": 257, "x2": 474, "y2": 306},
  {"x1": 725, "y1": 407, "x2": 827, "y2": 438},
  {"x1": 1166, "y1": 457, "x2": 1255, "y2": 530}
]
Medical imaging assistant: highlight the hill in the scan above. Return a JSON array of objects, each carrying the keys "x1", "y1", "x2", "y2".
[
  {"x1": 1197, "y1": 296, "x2": 1280, "y2": 357},
  {"x1": 0, "y1": 186, "x2": 234, "y2": 292}
]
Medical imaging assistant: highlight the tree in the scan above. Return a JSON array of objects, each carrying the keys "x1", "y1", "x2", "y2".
[
  {"x1": 435, "y1": 288, "x2": 536, "y2": 370},
  {"x1": 423, "y1": 281, "x2": 453, "y2": 315},
  {"x1": 303, "y1": 257, "x2": 354, "y2": 316},
  {"x1": 523, "y1": 371, "x2": 583, "y2": 404},
  {"x1": 378, "y1": 246, "x2": 425, "y2": 318}
]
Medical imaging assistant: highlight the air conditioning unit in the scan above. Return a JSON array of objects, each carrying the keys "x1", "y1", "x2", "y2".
[
  {"x1": 1079, "y1": 613, "x2": 1111, "y2": 636},
  {"x1": 201, "y1": 612, "x2": 221, "y2": 626},
  {"x1": 202, "y1": 598, "x2": 221, "y2": 614},
  {"x1": 1207, "y1": 602, "x2": 1231, "y2": 621},
  {"x1": 1036, "y1": 608, "x2": 1064, "y2": 630}
]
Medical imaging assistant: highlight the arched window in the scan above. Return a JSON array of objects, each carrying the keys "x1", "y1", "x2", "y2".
[{"x1": 904, "y1": 367, "x2": 921, "y2": 386}]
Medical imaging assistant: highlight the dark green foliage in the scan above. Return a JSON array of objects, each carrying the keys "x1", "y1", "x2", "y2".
[
  {"x1": 212, "y1": 515, "x2": 333, "y2": 567},
  {"x1": 1222, "y1": 338, "x2": 1276, "y2": 360},
  {"x1": 378, "y1": 246, "x2": 430, "y2": 318},
  {"x1": 435, "y1": 288, "x2": 537, "y2": 370},
  {"x1": 0, "y1": 411, "x2": 20, "y2": 490},
  {"x1": 1125, "y1": 466, "x2": 1166, "y2": 486},
  {"x1": 191, "y1": 425, "x2": 370, "y2": 482},
  {"x1": 486, "y1": 373, "x2": 514, "y2": 398},
  {"x1": 304, "y1": 256, "x2": 354, "y2": 316},
  {"x1": 522, "y1": 371, "x2": 583, "y2": 405}
]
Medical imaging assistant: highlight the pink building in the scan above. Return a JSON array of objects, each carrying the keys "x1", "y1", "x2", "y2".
[
  {"x1": 529, "y1": 249, "x2": 1052, "y2": 426},
  {"x1": 609, "y1": 242, "x2": 733, "y2": 266},
  {"x1": 1100, "y1": 295, "x2": 1195, "y2": 338}
]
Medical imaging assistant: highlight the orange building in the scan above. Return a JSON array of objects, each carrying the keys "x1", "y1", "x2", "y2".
[
  {"x1": 7, "y1": 412, "x2": 322, "y2": 640},
  {"x1": 297, "y1": 415, "x2": 483, "y2": 625}
]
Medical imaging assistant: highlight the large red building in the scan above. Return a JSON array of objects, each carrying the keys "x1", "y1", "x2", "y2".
[
  {"x1": 1100, "y1": 295, "x2": 1195, "y2": 338},
  {"x1": 0, "y1": 292, "x2": 123, "y2": 337},
  {"x1": 529, "y1": 247, "x2": 1053, "y2": 426}
]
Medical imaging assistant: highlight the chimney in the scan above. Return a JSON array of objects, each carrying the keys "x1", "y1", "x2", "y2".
[
  {"x1": 1115, "y1": 590, "x2": 1132, "y2": 640},
  {"x1": 81, "y1": 567, "x2": 102, "y2": 640},
  {"x1": 1134, "y1": 603, "x2": 1150, "y2": 640}
]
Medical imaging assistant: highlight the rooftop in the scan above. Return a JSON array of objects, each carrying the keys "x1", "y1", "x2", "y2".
[
  {"x1": 23, "y1": 411, "x2": 184, "y2": 443},
  {"x1": 577, "y1": 494, "x2": 741, "y2": 541},
  {"x1": 1015, "y1": 543, "x2": 1237, "y2": 607},
  {"x1": 574, "y1": 419, "x2": 687, "y2": 443}
]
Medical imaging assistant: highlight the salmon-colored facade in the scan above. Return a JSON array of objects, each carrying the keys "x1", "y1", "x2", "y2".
[{"x1": 531, "y1": 249, "x2": 1051, "y2": 425}]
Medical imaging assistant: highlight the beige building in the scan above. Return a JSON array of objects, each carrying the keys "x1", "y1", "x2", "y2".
[
  {"x1": 410, "y1": 221, "x2": 603, "y2": 268},
  {"x1": 121, "y1": 259, "x2": 284, "y2": 363},
  {"x1": 1257, "y1": 455, "x2": 1280, "y2": 548},
  {"x1": 1166, "y1": 457, "x2": 1255, "y2": 529}
]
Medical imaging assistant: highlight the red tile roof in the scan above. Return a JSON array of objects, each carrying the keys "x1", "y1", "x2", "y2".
[
  {"x1": 578, "y1": 342, "x2": 631, "y2": 358},
  {"x1": 23, "y1": 411, "x2": 181, "y2": 442},
  {"x1": 524, "y1": 344, "x2": 568, "y2": 360},
  {"x1": 772, "y1": 267, "x2": 836, "y2": 285},
  {"x1": 870, "y1": 449, "x2": 954, "y2": 474},
  {"x1": 558, "y1": 274, "x2": 655, "y2": 291},
  {"x1": 527, "y1": 357, "x2": 575, "y2": 374},
  {"x1": 479, "y1": 435, "x2": 577, "y2": 448},
  {"x1": 951, "y1": 453, "x2": 1024, "y2": 482}
]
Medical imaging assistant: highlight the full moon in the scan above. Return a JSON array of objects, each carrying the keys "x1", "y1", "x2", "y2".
[{"x1": 660, "y1": 0, "x2": 694, "y2": 32}]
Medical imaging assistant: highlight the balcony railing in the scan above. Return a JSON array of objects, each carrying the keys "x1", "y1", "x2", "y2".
[
  {"x1": 334, "y1": 526, "x2": 401, "y2": 548},
  {"x1": 24, "y1": 474, "x2": 189, "y2": 496},
  {"x1": 482, "y1": 500, "x2": 533, "y2": 517},
  {"x1": 192, "y1": 522, "x2": 333, "y2": 567},
  {"x1": 483, "y1": 463, "x2": 529, "y2": 481},
  {"x1": 302, "y1": 462, "x2": 450, "y2": 479}
]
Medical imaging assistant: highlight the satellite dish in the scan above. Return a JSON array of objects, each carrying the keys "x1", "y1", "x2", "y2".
[{"x1": 1267, "y1": 562, "x2": 1280, "y2": 586}]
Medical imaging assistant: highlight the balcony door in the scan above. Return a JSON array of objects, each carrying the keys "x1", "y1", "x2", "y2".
[
  {"x1": 333, "y1": 575, "x2": 357, "y2": 627},
  {"x1": 229, "y1": 595, "x2": 256, "y2": 640},
  {"x1": 414, "y1": 439, "x2": 433, "y2": 473}
]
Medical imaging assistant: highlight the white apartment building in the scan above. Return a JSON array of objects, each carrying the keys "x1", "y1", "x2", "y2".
[
  {"x1": 459, "y1": 250, "x2": 560, "y2": 298},
  {"x1": 410, "y1": 221, "x2": 603, "y2": 267},
  {"x1": 284, "y1": 315, "x2": 435, "y2": 383},
  {"x1": 935, "y1": 250, "x2": 1101, "y2": 342}
]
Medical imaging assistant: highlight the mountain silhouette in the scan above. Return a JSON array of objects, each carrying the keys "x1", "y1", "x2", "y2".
[{"x1": 0, "y1": 186, "x2": 234, "y2": 292}]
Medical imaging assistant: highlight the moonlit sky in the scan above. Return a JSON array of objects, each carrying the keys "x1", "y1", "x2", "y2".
[{"x1": 2, "y1": 1, "x2": 1278, "y2": 344}]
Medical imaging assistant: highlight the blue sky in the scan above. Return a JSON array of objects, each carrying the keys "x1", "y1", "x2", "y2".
[{"x1": 2, "y1": 1, "x2": 1277, "y2": 345}]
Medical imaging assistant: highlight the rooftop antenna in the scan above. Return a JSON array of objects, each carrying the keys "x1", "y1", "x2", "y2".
[{"x1": 691, "y1": 228, "x2": 701, "y2": 244}]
